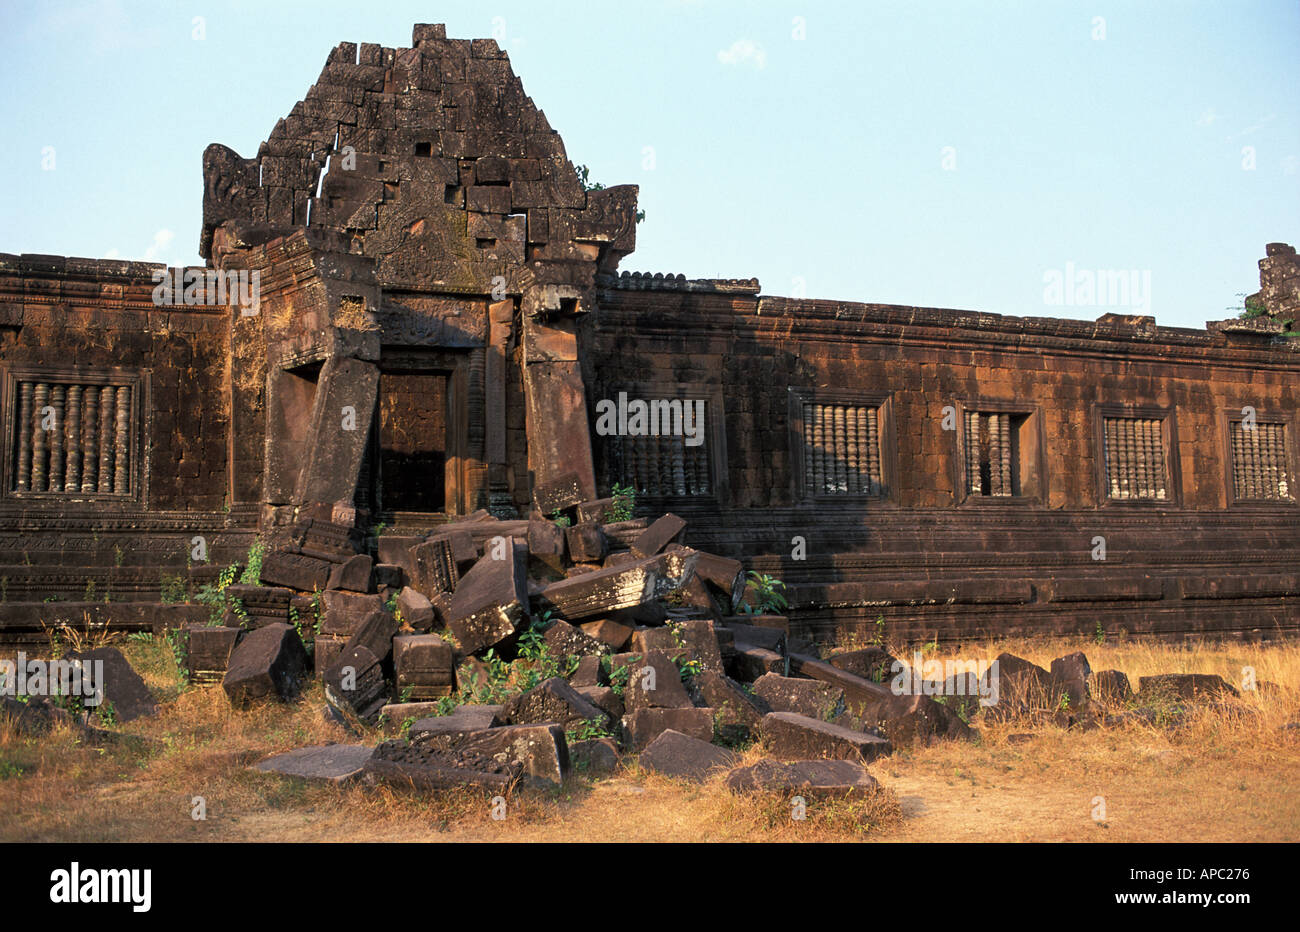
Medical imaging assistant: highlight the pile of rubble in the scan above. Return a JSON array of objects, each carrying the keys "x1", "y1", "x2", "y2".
[{"x1": 181, "y1": 478, "x2": 1291, "y2": 797}]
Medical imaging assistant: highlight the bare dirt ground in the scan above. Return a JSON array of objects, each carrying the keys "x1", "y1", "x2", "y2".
[{"x1": 2, "y1": 634, "x2": 1297, "y2": 843}]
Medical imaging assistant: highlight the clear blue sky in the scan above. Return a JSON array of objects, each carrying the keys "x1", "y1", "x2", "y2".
[{"x1": 1, "y1": 1, "x2": 1296, "y2": 329}]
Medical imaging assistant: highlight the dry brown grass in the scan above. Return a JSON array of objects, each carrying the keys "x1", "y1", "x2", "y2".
[{"x1": 1, "y1": 634, "x2": 1296, "y2": 842}]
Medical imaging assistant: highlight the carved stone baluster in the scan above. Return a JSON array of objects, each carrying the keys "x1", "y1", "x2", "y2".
[
  {"x1": 863, "y1": 408, "x2": 878, "y2": 495},
  {"x1": 965, "y1": 411, "x2": 980, "y2": 495},
  {"x1": 81, "y1": 386, "x2": 99, "y2": 492},
  {"x1": 999, "y1": 413, "x2": 1012, "y2": 496},
  {"x1": 30, "y1": 382, "x2": 50, "y2": 492},
  {"x1": 114, "y1": 386, "x2": 131, "y2": 493},
  {"x1": 48, "y1": 384, "x2": 65, "y2": 492},
  {"x1": 15, "y1": 381, "x2": 33, "y2": 491},
  {"x1": 832, "y1": 405, "x2": 847, "y2": 493},
  {"x1": 98, "y1": 386, "x2": 116, "y2": 493},
  {"x1": 802, "y1": 404, "x2": 814, "y2": 497},
  {"x1": 844, "y1": 406, "x2": 859, "y2": 494},
  {"x1": 64, "y1": 385, "x2": 81, "y2": 491}
]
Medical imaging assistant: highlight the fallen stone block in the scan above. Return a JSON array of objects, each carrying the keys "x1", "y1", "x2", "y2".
[
  {"x1": 753, "y1": 673, "x2": 845, "y2": 721},
  {"x1": 259, "y1": 550, "x2": 334, "y2": 592},
  {"x1": 253, "y1": 744, "x2": 372, "y2": 785},
  {"x1": 1139, "y1": 673, "x2": 1239, "y2": 702},
  {"x1": 377, "y1": 701, "x2": 455, "y2": 733},
  {"x1": 1050, "y1": 651, "x2": 1092, "y2": 709},
  {"x1": 675, "y1": 619, "x2": 724, "y2": 673},
  {"x1": 580, "y1": 619, "x2": 635, "y2": 651},
  {"x1": 62, "y1": 647, "x2": 157, "y2": 722},
  {"x1": 854, "y1": 692, "x2": 973, "y2": 745},
  {"x1": 576, "y1": 685, "x2": 625, "y2": 722},
  {"x1": 292, "y1": 517, "x2": 364, "y2": 562},
  {"x1": 446, "y1": 540, "x2": 528, "y2": 653},
  {"x1": 543, "y1": 619, "x2": 610, "y2": 661},
  {"x1": 319, "y1": 590, "x2": 385, "y2": 637},
  {"x1": 731, "y1": 644, "x2": 786, "y2": 682},
  {"x1": 827, "y1": 647, "x2": 898, "y2": 684},
  {"x1": 576, "y1": 498, "x2": 614, "y2": 524},
  {"x1": 408, "y1": 703, "x2": 502, "y2": 739},
  {"x1": 396, "y1": 587, "x2": 435, "y2": 631},
  {"x1": 624, "y1": 650, "x2": 694, "y2": 711},
  {"x1": 1092, "y1": 669, "x2": 1133, "y2": 703},
  {"x1": 502, "y1": 676, "x2": 609, "y2": 729},
  {"x1": 604, "y1": 550, "x2": 637, "y2": 568},
  {"x1": 415, "y1": 723, "x2": 570, "y2": 787},
  {"x1": 373, "y1": 563, "x2": 404, "y2": 590},
  {"x1": 726, "y1": 758, "x2": 880, "y2": 799},
  {"x1": 761, "y1": 712, "x2": 893, "y2": 762},
  {"x1": 323, "y1": 645, "x2": 388, "y2": 724},
  {"x1": 726, "y1": 621, "x2": 787, "y2": 654},
  {"x1": 313, "y1": 635, "x2": 346, "y2": 676},
  {"x1": 377, "y1": 535, "x2": 422, "y2": 581},
  {"x1": 431, "y1": 528, "x2": 479, "y2": 575},
  {"x1": 411, "y1": 536, "x2": 460, "y2": 596},
  {"x1": 183, "y1": 624, "x2": 242, "y2": 685},
  {"x1": 981, "y1": 653, "x2": 1058, "y2": 722},
  {"x1": 622, "y1": 706, "x2": 714, "y2": 752},
  {"x1": 639, "y1": 729, "x2": 735, "y2": 781},
  {"x1": 342, "y1": 609, "x2": 400, "y2": 664},
  {"x1": 630, "y1": 626, "x2": 678, "y2": 654},
  {"x1": 327, "y1": 554, "x2": 375, "y2": 593},
  {"x1": 224, "y1": 584, "x2": 293, "y2": 625},
  {"x1": 393, "y1": 633, "x2": 455, "y2": 699},
  {"x1": 533, "y1": 471, "x2": 584, "y2": 515},
  {"x1": 565, "y1": 522, "x2": 608, "y2": 563},
  {"x1": 539, "y1": 549, "x2": 698, "y2": 621},
  {"x1": 223, "y1": 623, "x2": 309, "y2": 705},
  {"x1": 631, "y1": 513, "x2": 687, "y2": 558},
  {"x1": 687, "y1": 671, "x2": 768, "y2": 741},
  {"x1": 527, "y1": 518, "x2": 567, "y2": 573},
  {"x1": 693, "y1": 551, "x2": 746, "y2": 611},
  {"x1": 362, "y1": 758, "x2": 515, "y2": 792},
  {"x1": 569, "y1": 736, "x2": 620, "y2": 773},
  {"x1": 570, "y1": 654, "x2": 607, "y2": 687}
]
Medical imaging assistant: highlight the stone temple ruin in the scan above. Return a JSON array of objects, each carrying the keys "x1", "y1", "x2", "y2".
[{"x1": 0, "y1": 23, "x2": 1297, "y2": 657}]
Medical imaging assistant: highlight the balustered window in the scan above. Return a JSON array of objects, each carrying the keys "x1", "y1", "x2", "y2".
[
  {"x1": 790, "y1": 389, "x2": 894, "y2": 500},
  {"x1": 1101, "y1": 415, "x2": 1168, "y2": 501},
  {"x1": 5, "y1": 370, "x2": 142, "y2": 500},
  {"x1": 956, "y1": 403, "x2": 1044, "y2": 504},
  {"x1": 1229, "y1": 419, "x2": 1293, "y2": 502},
  {"x1": 600, "y1": 387, "x2": 725, "y2": 500}
]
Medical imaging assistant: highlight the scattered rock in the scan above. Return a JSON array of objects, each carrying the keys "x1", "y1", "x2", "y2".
[
  {"x1": 761, "y1": 711, "x2": 893, "y2": 762},
  {"x1": 253, "y1": 744, "x2": 372, "y2": 784},
  {"x1": 726, "y1": 758, "x2": 880, "y2": 798},
  {"x1": 639, "y1": 729, "x2": 735, "y2": 781}
]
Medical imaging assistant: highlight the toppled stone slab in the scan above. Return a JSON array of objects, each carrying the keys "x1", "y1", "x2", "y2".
[
  {"x1": 543, "y1": 619, "x2": 609, "y2": 661},
  {"x1": 328, "y1": 554, "x2": 375, "y2": 593},
  {"x1": 223, "y1": 623, "x2": 309, "y2": 705},
  {"x1": 224, "y1": 584, "x2": 293, "y2": 625},
  {"x1": 1139, "y1": 673, "x2": 1239, "y2": 701},
  {"x1": 396, "y1": 587, "x2": 435, "y2": 631},
  {"x1": 576, "y1": 685, "x2": 625, "y2": 722},
  {"x1": 362, "y1": 758, "x2": 515, "y2": 792},
  {"x1": 569, "y1": 736, "x2": 620, "y2": 774},
  {"x1": 502, "y1": 676, "x2": 609, "y2": 729},
  {"x1": 313, "y1": 635, "x2": 346, "y2": 675},
  {"x1": 533, "y1": 471, "x2": 585, "y2": 515},
  {"x1": 1050, "y1": 651, "x2": 1092, "y2": 709},
  {"x1": 631, "y1": 513, "x2": 687, "y2": 558},
  {"x1": 565, "y1": 522, "x2": 608, "y2": 563},
  {"x1": 259, "y1": 550, "x2": 333, "y2": 592},
  {"x1": 693, "y1": 551, "x2": 746, "y2": 612},
  {"x1": 446, "y1": 540, "x2": 528, "y2": 653},
  {"x1": 1092, "y1": 669, "x2": 1133, "y2": 703},
  {"x1": 412, "y1": 723, "x2": 570, "y2": 787},
  {"x1": 731, "y1": 644, "x2": 786, "y2": 681},
  {"x1": 343, "y1": 609, "x2": 400, "y2": 663},
  {"x1": 639, "y1": 729, "x2": 735, "y2": 781},
  {"x1": 527, "y1": 518, "x2": 567, "y2": 573},
  {"x1": 854, "y1": 692, "x2": 973, "y2": 745},
  {"x1": 570, "y1": 654, "x2": 606, "y2": 687},
  {"x1": 622, "y1": 706, "x2": 714, "y2": 752},
  {"x1": 726, "y1": 758, "x2": 880, "y2": 798},
  {"x1": 183, "y1": 624, "x2": 242, "y2": 685},
  {"x1": 323, "y1": 645, "x2": 388, "y2": 724},
  {"x1": 624, "y1": 649, "x2": 694, "y2": 711},
  {"x1": 319, "y1": 590, "x2": 385, "y2": 637},
  {"x1": 393, "y1": 633, "x2": 455, "y2": 698},
  {"x1": 674, "y1": 619, "x2": 724, "y2": 673},
  {"x1": 408, "y1": 704, "x2": 502, "y2": 739},
  {"x1": 753, "y1": 673, "x2": 844, "y2": 721},
  {"x1": 761, "y1": 711, "x2": 893, "y2": 762},
  {"x1": 580, "y1": 619, "x2": 634, "y2": 651},
  {"x1": 687, "y1": 671, "x2": 767, "y2": 742},
  {"x1": 539, "y1": 549, "x2": 698, "y2": 621},
  {"x1": 61, "y1": 647, "x2": 157, "y2": 723},
  {"x1": 411, "y1": 536, "x2": 460, "y2": 596},
  {"x1": 629, "y1": 626, "x2": 677, "y2": 654},
  {"x1": 827, "y1": 647, "x2": 898, "y2": 684},
  {"x1": 253, "y1": 744, "x2": 372, "y2": 784},
  {"x1": 981, "y1": 653, "x2": 1058, "y2": 722}
]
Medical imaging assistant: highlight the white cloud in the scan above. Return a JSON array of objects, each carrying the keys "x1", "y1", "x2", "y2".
[
  {"x1": 102, "y1": 247, "x2": 120, "y2": 260},
  {"x1": 1195, "y1": 108, "x2": 1220, "y2": 127},
  {"x1": 142, "y1": 229, "x2": 175, "y2": 261},
  {"x1": 717, "y1": 39, "x2": 766, "y2": 69}
]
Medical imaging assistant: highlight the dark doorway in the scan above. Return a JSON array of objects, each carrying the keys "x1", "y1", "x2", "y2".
[{"x1": 376, "y1": 370, "x2": 449, "y2": 512}]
